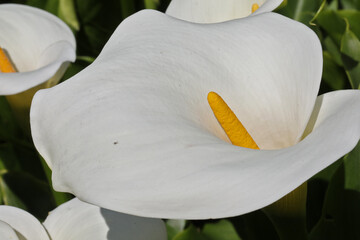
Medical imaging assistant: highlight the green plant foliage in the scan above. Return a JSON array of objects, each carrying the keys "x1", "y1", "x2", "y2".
[
  {"x1": 167, "y1": 219, "x2": 186, "y2": 240},
  {"x1": 58, "y1": 0, "x2": 80, "y2": 30},
  {"x1": 27, "y1": 0, "x2": 79, "y2": 30},
  {"x1": 144, "y1": 0, "x2": 159, "y2": 9},
  {"x1": 317, "y1": 10, "x2": 345, "y2": 45},
  {"x1": 171, "y1": 220, "x2": 242, "y2": 240},
  {"x1": 0, "y1": 172, "x2": 55, "y2": 219},
  {"x1": 311, "y1": 1, "x2": 360, "y2": 90},
  {"x1": 322, "y1": 51, "x2": 347, "y2": 89},
  {"x1": 337, "y1": 10, "x2": 360, "y2": 38},
  {"x1": 341, "y1": 19, "x2": 360, "y2": 88},
  {"x1": 276, "y1": 0, "x2": 323, "y2": 24},
  {"x1": 173, "y1": 225, "x2": 209, "y2": 240},
  {"x1": 310, "y1": 143, "x2": 360, "y2": 240},
  {"x1": 0, "y1": 97, "x2": 19, "y2": 140},
  {"x1": 340, "y1": 0, "x2": 360, "y2": 9},
  {"x1": 202, "y1": 220, "x2": 242, "y2": 240},
  {"x1": 0, "y1": 171, "x2": 26, "y2": 209}
]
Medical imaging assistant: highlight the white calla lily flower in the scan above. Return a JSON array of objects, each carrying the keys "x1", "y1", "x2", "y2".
[
  {"x1": 0, "y1": 198, "x2": 166, "y2": 240},
  {"x1": 166, "y1": 0, "x2": 284, "y2": 23},
  {"x1": 0, "y1": 4, "x2": 75, "y2": 94},
  {"x1": 0, "y1": 4, "x2": 75, "y2": 129},
  {"x1": 30, "y1": 10, "x2": 360, "y2": 219}
]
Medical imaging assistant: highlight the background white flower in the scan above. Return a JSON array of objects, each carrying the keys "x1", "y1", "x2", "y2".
[
  {"x1": 0, "y1": 198, "x2": 167, "y2": 240},
  {"x1": 0, "y1": 4, "x2": 76, "y2": 95},
  {"x1": 166, "y1": 0, "x2": 284, "y2": 23},
  {"x1": 0, "y1": 4, "x2": 76, "y2": 130}
]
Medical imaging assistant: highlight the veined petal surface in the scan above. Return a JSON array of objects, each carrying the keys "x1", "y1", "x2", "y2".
[
  {"x1": 43, "y1": 198, "x2": 166, "y2": 240},
  {"x1": 166, "y1": 0, "x2": 283, "y2": 23},
  {"x1": 0, "y1": 4, "x2": 76, "y2": 95},
  {"x1": 30, "y1": 11, "x2": 342, "y2": 219},
  {"x1": 0, "y1": 205, "x2": 49, "y2": 240}
]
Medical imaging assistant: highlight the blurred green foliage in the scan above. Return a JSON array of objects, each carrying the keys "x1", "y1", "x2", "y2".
[{"x1": 0, "y1": 0, "x2": 359, "y2": 239}]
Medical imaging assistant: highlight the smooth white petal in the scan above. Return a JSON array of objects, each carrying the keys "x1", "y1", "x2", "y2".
[
  {"x1": 166, "y1": 0, "x2": 282, "y2": 23},
  {"x1": 31, "y1": 11, "x2": 328, "y2": 219},
  {"x1": 0, "y1": 4, "x2": 76, "y2": 95},
  {"x1": 303, "y1": 91, "x2": 360, "y2": 138},
  {"x1": 0, "y1": 221, "x2": 20, "y2": 240},
  {"x1": 0, "y1": 205, "x2": 49, "y2": 240},
  {"x1": 43, "y1": 198, "x2": 167, "y2": 240}
]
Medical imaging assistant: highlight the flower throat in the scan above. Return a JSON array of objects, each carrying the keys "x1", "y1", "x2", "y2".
[{"x1": 0, "y1": 47, "x2": 16, "y2": 73}]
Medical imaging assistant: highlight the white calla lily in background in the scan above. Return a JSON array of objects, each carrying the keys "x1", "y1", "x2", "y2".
[
  {"x1": 0, "y1": 198, "x2": 166, "y2": 240},
  {"x1": 0, "y1": 4, "x2": 75, "y2": 130},
  {"x1": 30, "y1": 10, "x2": 360, "y2": 219},
  {"x1": 166, "y1": 0, "x2": 284, "y2": 23}
]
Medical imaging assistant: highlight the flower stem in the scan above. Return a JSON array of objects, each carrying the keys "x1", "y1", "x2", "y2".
[{"x1": 263, "y1": 183, "x2": 308, "y2": 240}]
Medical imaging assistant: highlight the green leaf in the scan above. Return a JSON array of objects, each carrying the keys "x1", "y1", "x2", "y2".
[
  {"x1": 340, "y1": 19, "x2": 360, "y2": 62},
  {"x1": 309, "y1": 0, "x2": 326, "y2": 26},
  {"x1": 76, "y1": 0, "x2": 102, "y2": 24},
  {"x1": 323, "y1": 37, "x2": 343, "y2": 66},
  {"x1": 0, "y1": 97, "x2": 20, "y2": 140},
  {"x1": 61, "y1": 59, "x2": 92, "y2": 82},
  {"x1": 29, "y1": 0, "x2": 79, "y2": 31},
  {"x1": 203, "y1": 220, "x2": 242, "y2": 240},
  {"x1": 82, "y1": 24, "x2": 110, "y2": 55},
  {"x1": 307, "y1": 159, "x2": 343, "y2": 230},
  {"x1": 144, "y1": 0, "x2": 159, "y2": 9},
  {"x1": 328, "y1": 0, "x2": 339, "y2": 10},
  {"x1": 167, "y1": 220, "x2": 186, "y2": 240},
  {"x1": 172, "y1": 221, "x2": 242, "y2": 240},
  {"x1": 317, "y1": 10, "x2": 360, "y2": 49},
  {"x1": 26, "y1": 0, "x2": 47, "y2": 9},
  {"x1": 334, "y1": 17, "x2": 360, "y2": 89},
  {"x1": 342, "y1": 55, "x2": 360, "y2": 89},
  {"x1": 343, "y1": 141, "x2": 360, "y2": 191},
  {"x1": 230, "y1": 211, "x2": 279, "y2": 240},
  {"x1": 340, "y1": 0, "x2": 360, "y2": 10},
  {"x1": 1, "y1": 171, "x2": 56, "y2": 220},
  {"x1": 311, "y1": 159, "x2": 343, "y2": 183},
  {"x1": 76, "y1": 56, "x2": 95, "y2": 63},
  {"x1": 44, "y1": 0, "x2": 60, "y2": 15},
  {"x1": 120, "y1": 0, "x2": 136, "y2": 18},
  {"x1": 322, "y1": 51, "x2": 347, "y2": 90},
  {"x1": 337, "y1": 10, "x2": 360, "y2": 39},
  {"x1": 0, "y1": 143, "x2": 21, "y2": 172},
  {"x1": 173, "y1": 225, "x2": 209, "y2": 240},
  {"x1": 276, "y1": 0, "x2": 288, "y2": 10},
  {"x1": 75, "y1": 0, "x2": 123, "y2": 56},
  {"x1": 310, "y1": 142, "x2": 360, "y2": 240},
  {"x1": 168, "y1": 219, "x2": 186, "y2": 232},
  {"x1": 167, "y1": 224, "x2": 180, "y2": 240},
  {"x1": 276, "y1": 0, "x2": 323, "y2": 24},
  {"x1": 0, "y1": 171, "x2": 26, "y2": 210},
  {"x1": 316, "y1": 10, "x2": 346, "y2": 46},
  {"x1": 58, "y1": 0, "x2": 80, "y2": 31}
]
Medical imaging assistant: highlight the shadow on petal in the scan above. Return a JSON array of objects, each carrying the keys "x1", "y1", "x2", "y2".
[{"x1": 101, "y1": 208, "x2": 167, "y2": 240}]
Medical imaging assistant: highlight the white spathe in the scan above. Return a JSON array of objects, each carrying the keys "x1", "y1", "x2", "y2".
[
  {"x1": 0, "y1": 4, "x2": 76, "y2": 95},
  {"x1": 166, "y1": 0, "x2": 284, "y2": 23},
  {"x1": 30, "y1": 10, "x2": 360, "y2": 219},
  {"x1": 0, "y1": 198, "x2": 166, "y2": 240},
  {"x1": 0, "y1": 221, "x2": 21, "y2": 240}
]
